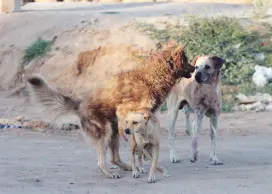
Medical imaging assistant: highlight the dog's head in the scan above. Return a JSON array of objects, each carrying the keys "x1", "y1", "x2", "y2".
[
  {"x1": 123, "y1": 110, "x2": 152, "y2": 135},
  {"x1": 163, "y1": 44, "x2": 195, "y2": 79},
  {"x1": 192, "y1": 56, "x2": 225, "y2": 84}
]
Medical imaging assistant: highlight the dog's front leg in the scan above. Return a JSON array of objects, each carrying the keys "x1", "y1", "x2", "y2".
[
  {"x1": 167, "y1": 95, "x2": 180, "y2": 163},
  {"x1": 168, "y1": 109, "x2": 180, "y2": 163},
  {"x1": 189, "y1": 109, "x2": 204, "y2": 163},
  {"x1": 130, "y1": 136, "x2": 140, "y2": 178},
  {"x1": 145, "y1": 145, "x2": 159, "y2": 183},
  {"x1": 137, "y1": 151, "x2": 148, "y2": 174},
  {"x1": 209, "y1": 114, "x2": 223, "y2": 165}
]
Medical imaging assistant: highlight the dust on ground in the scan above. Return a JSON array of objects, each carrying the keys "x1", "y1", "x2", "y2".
[{"x1": 1, "y1": 2, "x2": 272, "y2": 194}]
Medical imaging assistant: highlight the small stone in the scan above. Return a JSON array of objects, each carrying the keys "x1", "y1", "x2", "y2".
[
  {"x1": 14, "y1": 116, "x2": 25, "y2": 122},
  {"x1": 35, "y1": 178, "x2": 41, "y2": 182},
  {"x1": 266, "y1": 104, "x2": 272, "y2": 111}
]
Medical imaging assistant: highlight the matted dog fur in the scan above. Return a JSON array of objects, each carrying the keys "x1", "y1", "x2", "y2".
[{"x1": 27, "y1": 44, "x2": 195, "y2": 179}]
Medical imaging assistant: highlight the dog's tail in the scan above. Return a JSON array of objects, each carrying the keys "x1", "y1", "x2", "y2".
[{"x1": 27, "y1": 76, "x2": 80, "y2": 119}]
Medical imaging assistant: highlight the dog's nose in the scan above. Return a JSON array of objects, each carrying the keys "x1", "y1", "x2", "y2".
[
  {"x1": 195, "y1": 72, "x2": 202, "y2": 83},
  {"x1": 124, "y1": 128, "x2": 130, "y2": 134}
]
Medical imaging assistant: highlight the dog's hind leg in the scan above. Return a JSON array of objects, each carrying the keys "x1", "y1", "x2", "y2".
[
  {"x1": 189, "y1": 109, "x2": 204, "y2": 163},
  {"x1": 184, "y1": 104, "x2": 193, "y2": 135},
  {"x1": 209, "y1": 114, "x2": 223, "y2": 165},
  {"x1": 96, "y1": 139, "x2": 121, "y2": 179},
  {"x1": 167, "y1": 92, "x2": 181, "y2": 163},
  {"x1": 142, "y1": 147, "x2": 169, "y2": 179},
  {"x1": 156, "y1": 165, "x2": 170, "y2": 178},
  {"x1": 108, "y1": 120, "x2": 132, "y2": 171},
  {"x1": 109, "y1": 135, "x2": 132, "y2": 171}
]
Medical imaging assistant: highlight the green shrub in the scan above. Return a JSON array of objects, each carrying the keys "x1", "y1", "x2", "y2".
[
  {"x1": 24, "y1": 39, "x2": 53, "y2": 63},
  {"x1": 135, "y1": 16, "x2": 272, "y2": 85}
]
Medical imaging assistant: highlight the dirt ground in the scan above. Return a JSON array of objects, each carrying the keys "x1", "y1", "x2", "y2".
[
  {"x1": 1, "y1": 92, "x2": 272, "y2": 194},
  {"x1": 1, "y1": 109, "x2": 272, "y2": 194},
  {"x1": 1, "y1": 2, "x2": 272, "y2": 194}
]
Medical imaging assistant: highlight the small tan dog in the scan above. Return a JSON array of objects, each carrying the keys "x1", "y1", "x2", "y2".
[
  {"x1": 124, "y1": 108, "x2": 169, "y2": 183},
  {"x1": 167, "y1": 56, "x2": 225, "y2": 165}
]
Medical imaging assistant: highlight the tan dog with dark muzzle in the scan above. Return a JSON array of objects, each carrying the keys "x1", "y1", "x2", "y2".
[
  {"x1": 167, "y1": 56, "x2": 225, "y2": 165},
  {"x1": 124, "y1": 108, "x2": 169, "y2": 183}
]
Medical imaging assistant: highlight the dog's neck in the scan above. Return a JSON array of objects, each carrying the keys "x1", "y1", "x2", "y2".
[
  {"x1": 134, "y1": 133, "x2": 149, "y2": 146},
  {"x1": 139, "y1": 58, "x2": 178, "y2": 112},
  {"x1": 212, "y1": 71, "x2": 221, "y2": 94}
]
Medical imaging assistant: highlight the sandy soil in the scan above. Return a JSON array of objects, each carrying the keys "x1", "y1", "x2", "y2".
[{"x1": 1, "y1": 2, "x2": 272, "y2": 194}]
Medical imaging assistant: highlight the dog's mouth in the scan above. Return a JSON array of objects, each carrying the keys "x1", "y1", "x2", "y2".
[
  {"x1": 120, "y1": 132, "x2": 128, "y2": 142},
  {"x1": 178, "y1": 63, "x2": 195, "y2": 79},
  {"x1": 195, "y1": 72, "x2": 208, "y2": 84}
]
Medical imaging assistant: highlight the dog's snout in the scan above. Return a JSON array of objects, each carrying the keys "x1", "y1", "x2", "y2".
[
  {"x1": 124, "y1": 128, "x2": 130, "y2": 134},
  {"x1": 195, "y1": 71, "x2": 201, "y2": 78},
  {"x1": 195, "y1": 72, "x2": 202, "y2": 83},
  {"x1": 188, "y1": 64, "x2": 195, "y2": 73}
]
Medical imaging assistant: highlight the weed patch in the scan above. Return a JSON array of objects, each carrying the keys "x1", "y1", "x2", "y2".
[
  {"x1": 135, "y1": 16, "x2": 272, "y2": 85},
  {"x1": 24, "y1": 39, "x2": 53, "y2": 64}
]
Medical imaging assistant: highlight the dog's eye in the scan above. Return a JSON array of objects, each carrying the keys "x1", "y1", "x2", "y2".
[
  {"x1": 132, "y1": 121, "x2": 138, "y2": 125},
  {"x1": 205, "y1": 65, "x2": 210, "y2": 70},
  {"x1": 168, "y1": 59, "x2": 174, "y2": 69}
]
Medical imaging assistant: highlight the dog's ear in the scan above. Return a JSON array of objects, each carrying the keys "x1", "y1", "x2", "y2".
[
  {"x1": 191, "y1": 56, "x2": 200, "y2": 66},
  {"x1": 143, "y1": 111, "x2": 152, "y2": 123},
  {"x1": 165, "y1": 39, "x2": 177, "y2": 48},
  {"x1": 144, "y1": 114, "x2": 151, "y2": 122},
  {"x1": 171, "y1": 44, "x2": 186, "y2": 56},
  {"x1": 211, "y1": 56, "x2": 225, "y2": 69}
]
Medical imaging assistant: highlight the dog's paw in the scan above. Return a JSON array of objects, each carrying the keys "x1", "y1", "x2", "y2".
[
  {"x1": 189, "y1": 151, "x2": 198, "y2": 163},
  {"x1": 109, "y1": 165, "x2": 119, "y2": 169},
  {"x1": 148, "y1": 175, "x2": 156, "y2": 183},
  {"x1": 163, "y1": 170, "x2": 170, "y2": 178},
  {"x1": 132, "y1": 171, "x2": 140, "y2": 178},
  {"x1": 138, "y1": 167, "x2": 148, "y2": 174},
  {"x1": 210, "y1": 157, "x2": 223, "y2": 165},
  {"x1": 108, "y1": 173, "x2": 121, "y2": 179},
  {"x1": 184, "y1": 129, "x2": 191, "y2": 136},
  {"x1": 170, "y1": 152, "x2": 181, "y2": 163},
  {"x1": 170, "y1": 156, "x2": 180, "y2": 163},
  {"x1": 122, "y1": 164, "x2": 132, "y2": 171}
]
